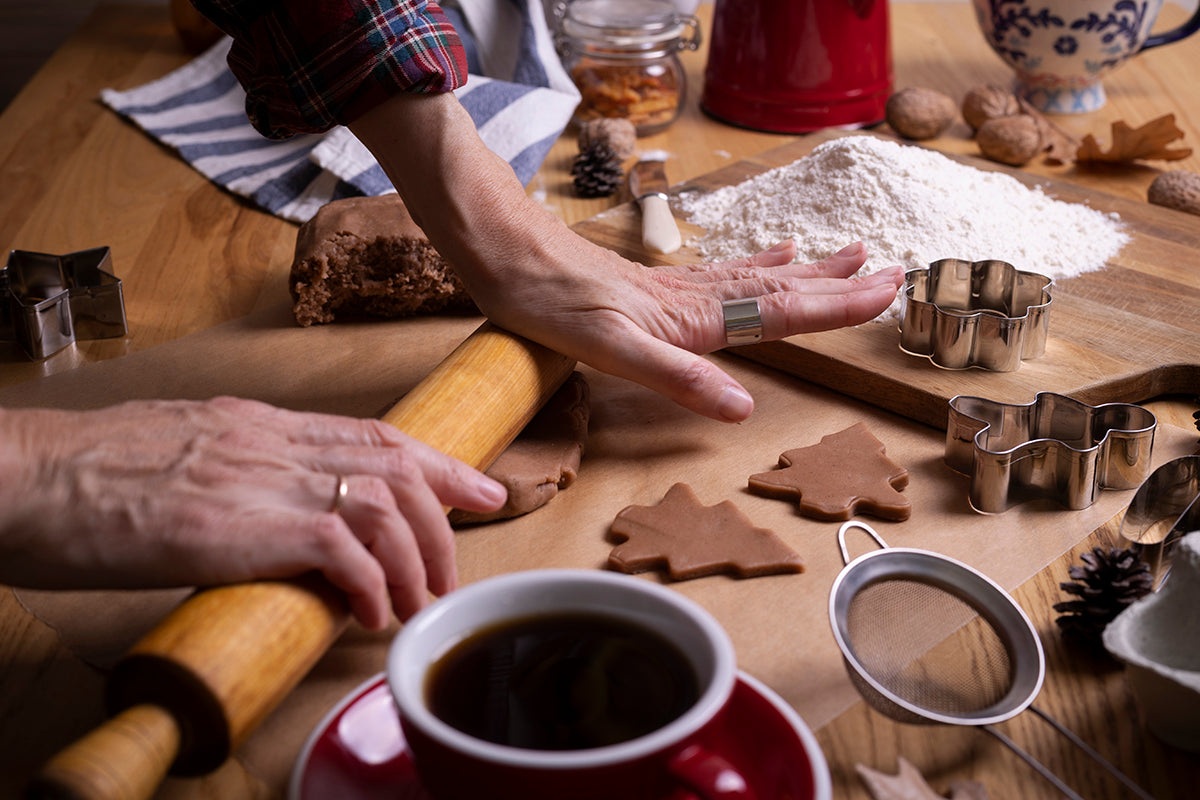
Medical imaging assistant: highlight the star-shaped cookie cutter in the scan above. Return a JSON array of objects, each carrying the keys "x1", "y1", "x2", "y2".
[
  {"x1": 1, "y1": 247, "x2": 127, "y2": 359},
  {"x1": 945, "y1": 392, "x2": 1157, "y2": 514},
  {"x1": 899, "y1": 258, "x2": 1053, "y2": 372}
]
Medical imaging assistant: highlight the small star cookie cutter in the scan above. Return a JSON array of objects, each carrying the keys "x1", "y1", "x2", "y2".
[
  {"x1": 899, "y1": 258, "x2": 1053, "y2": 372},
  {"x1": 945, "y1": 391, "x2": 1157, "y2": 514},
  {"x1": 1, "y1": 247, "x2": 127, "y2": 359}
]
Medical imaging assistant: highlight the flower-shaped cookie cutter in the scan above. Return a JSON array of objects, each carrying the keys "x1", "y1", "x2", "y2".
[
  {"x1": 945, "y1": 392, "x2": 1157, "y2": 514},
  {"x1": 899, "y1": 258, "x2": 1053, "y2": 372},
  {"x1": 1, "y1": 247, "x2": 127, "y2": 359}
]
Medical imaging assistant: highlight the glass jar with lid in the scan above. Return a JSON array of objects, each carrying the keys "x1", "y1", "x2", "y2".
[{"x1": 555, "y1": 0, "x2": 701, "y2": 136}]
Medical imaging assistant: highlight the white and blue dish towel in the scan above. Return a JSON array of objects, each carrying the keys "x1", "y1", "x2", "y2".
[{"x1": 100, "y1": 0, "x2": 580, "y2": 223}]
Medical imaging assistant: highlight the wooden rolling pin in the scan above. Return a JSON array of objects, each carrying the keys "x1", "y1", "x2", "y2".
[{"x1": 28, "y1": 321, "x2": 576, "y2": 800}]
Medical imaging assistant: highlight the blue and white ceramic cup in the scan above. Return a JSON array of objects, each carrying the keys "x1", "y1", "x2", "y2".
[{"x1": 972, "y1": 0, "x2": 1200, "y2": 112}]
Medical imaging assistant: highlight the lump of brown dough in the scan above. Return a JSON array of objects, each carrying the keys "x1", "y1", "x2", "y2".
[
  {"x1": 608, "y1": 483, "x2": 804, "y2": 581},
  {"x1": 748, "y1": 422, "x2": 911, "y2": 521},
  {"x1": 449, "y1": 372, "x2": 590, "y2": 526},
  {"x1": 289, "y1": 194, "x2": 475, "y2": 326}
]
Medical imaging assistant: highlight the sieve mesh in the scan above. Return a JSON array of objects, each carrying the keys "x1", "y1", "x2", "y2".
[
  {"x1": 830, "y1": 523, "x2": 1156, "y2": 800},
  {"x1": 844, "y1": 577, "x2": 1015, "y2": 716}
]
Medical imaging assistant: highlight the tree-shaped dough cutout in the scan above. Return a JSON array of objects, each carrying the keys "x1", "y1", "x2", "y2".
[
  {"x1": 748, "y1": 422, "x2": 910, "y2": 521},
  {"x1": 608, "y1": 483, "x2": 803, "y2": 581}
]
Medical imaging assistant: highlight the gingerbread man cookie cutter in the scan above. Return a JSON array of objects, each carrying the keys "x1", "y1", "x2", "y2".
[
  {"x1": 899, "y1": 258, "x2": 1053, "y2": 372},
  {"x1": 945, "y1": 392, "x2": 1157, "y2": 514},
  {"x1": 1, "y1": 247, "x2": 127, "y2": 359}
]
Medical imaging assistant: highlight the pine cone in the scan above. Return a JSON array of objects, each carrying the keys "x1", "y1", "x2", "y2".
[
  {"x1": 1054, "y1": 546, "x2": 1153, "y2": 646},
  {"x1": 571, "y1": 141, "x2": 624, "y2": 198}
]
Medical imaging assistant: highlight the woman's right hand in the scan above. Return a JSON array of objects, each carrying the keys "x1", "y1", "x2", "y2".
[{"x1": 0, "y1": 397, "x2": 508, "y2": 630}]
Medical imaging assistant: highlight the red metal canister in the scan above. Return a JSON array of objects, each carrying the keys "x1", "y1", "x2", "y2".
[{"x1": 701, "y1": 0, "x2": 892, "y2": 133}]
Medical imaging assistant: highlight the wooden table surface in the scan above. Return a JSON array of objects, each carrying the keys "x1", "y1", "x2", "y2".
[{"x1": 1, "y1": 2, "x2": 1198, "y2": 799}]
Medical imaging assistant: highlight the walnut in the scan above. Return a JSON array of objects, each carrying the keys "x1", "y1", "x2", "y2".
[
  {"x1": 885, "y1": 87, "x2": 957, "y2": 141},
  {"x1": 576, "y1": 117, "x2": 637, "y2": 160},
  {"x1": 976, "y1": 115, "x2": 1043, "y2": 166},
  {"x1": 962, "y1": 85, "x2": 1020, "y2": 132},
  {"x1": 1148, "y1": 170, "x2": 1200, "y2": 216}
]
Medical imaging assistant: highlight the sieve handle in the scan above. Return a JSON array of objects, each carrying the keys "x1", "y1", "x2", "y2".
[
  {"x1": 837, "y1": 521, "x2": 891, "y2": 565},
  {"x1": 1029, "y1": 706, "x2": 1157, "y2": 800},
  {"x1": 981, "y1": 725, "x2": 1086, "y2": 800}
]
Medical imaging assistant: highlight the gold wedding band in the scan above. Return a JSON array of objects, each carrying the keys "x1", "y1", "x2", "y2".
[
  {"x1": 330, "y1": 475, "x2": 349, "y2": 515},
  {"x1": 722, "y1": 297, "x2": 763, "y2": 346}
]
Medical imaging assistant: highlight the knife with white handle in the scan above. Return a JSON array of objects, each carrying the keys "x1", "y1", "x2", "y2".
[{"x1": 628, "y1": 153, "x2": 682, "y2": 255}]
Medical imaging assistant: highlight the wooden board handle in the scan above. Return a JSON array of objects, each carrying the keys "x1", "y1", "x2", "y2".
[{"x1": 29, "y1": 321, "x2": 575, "y2": 799}]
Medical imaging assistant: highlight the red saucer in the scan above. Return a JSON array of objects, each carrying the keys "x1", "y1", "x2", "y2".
[{"x1": 289, "y1": 671, "x2": 831, "y2": 800}]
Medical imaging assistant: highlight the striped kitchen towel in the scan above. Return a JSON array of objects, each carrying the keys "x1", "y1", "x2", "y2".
[{"x1": 99, "y1": 0, "x2": 580, "y2": 224}]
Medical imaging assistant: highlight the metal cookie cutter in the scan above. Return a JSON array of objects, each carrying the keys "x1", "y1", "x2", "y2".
[
  {"x1": 899, "y1": 258, "x2": 1052, "y2": 372},
  {"x1": 945, "y1": 391, "x2": 1157, "y2": 514},
  {"x1": 1118, "y1": 455, "x2": 1200, "y2": 584},
  {"x1": 1, "y1": 247, "x2": 127, "y2": 359}
]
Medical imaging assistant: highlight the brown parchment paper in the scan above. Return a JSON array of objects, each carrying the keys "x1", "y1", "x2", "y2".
[{"x1": 4, "y1": 302, "x2": 1196, "y2": 796}]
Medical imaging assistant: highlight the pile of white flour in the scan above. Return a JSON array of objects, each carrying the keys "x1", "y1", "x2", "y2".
[{"x1": 679, "y1": 136, "x2": 1130, "y2": 318}]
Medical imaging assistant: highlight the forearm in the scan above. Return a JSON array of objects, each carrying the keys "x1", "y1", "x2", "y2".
[
  {"x1": 0, "y1": 407, "x2": 69, "y2": 582},
  {"x1": 347, "y1": 91, "x2": 573, "y2": 304},
  {"x1": 0, "y1": 408, "x2": 26, "y2": 565}
]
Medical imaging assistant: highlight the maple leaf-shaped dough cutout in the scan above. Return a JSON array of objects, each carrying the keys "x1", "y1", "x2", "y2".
[
  {"x1": 608, "y1": 483, "x2": 804, "y2": 581},
  {"x1": 748, "y1": 422, "x2": 911, "y2": 521},
  {"x1": 1076, "y1": 114, "x2": 1192, "y2": 163}
]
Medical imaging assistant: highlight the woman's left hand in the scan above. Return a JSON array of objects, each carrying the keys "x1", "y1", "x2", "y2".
[{"x1": 351, "y1": 93, "x2": 904, "y2": 423}]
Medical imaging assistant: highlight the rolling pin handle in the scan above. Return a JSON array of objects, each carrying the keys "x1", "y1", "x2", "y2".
[{"x1": 26, "y1": 703, "x2": 181, "y2": 800}]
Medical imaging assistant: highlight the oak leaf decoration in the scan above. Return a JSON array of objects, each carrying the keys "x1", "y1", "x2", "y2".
[
  {"x1": 748, "y1": 423, "x2": 911, "y2": 521},
  {"x1": 857, "y1": 758, "x2": 991, "y2": 800},
  {"x1": 1076, "y1": 114, "x2": 1192, "y2": 163},
  {"x1": 608, "y1": 483, "x2": 804, "y2": 581}
]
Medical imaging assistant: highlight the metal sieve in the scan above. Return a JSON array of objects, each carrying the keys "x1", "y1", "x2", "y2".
[{"x1": 828, "y1": 521, "x2": 1154, "y2": 800}]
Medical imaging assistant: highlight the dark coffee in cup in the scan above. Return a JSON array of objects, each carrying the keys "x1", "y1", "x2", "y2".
[
  {"x1": 389, "y1": 570, "x2": 744, "y2": 800},
  {"x1": 426, "y1": 611, "x2": 700, "y2": 750}
]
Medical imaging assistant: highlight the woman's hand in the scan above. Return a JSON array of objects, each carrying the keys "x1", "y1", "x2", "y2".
[
  {"x1": 461, "y1": 234, "x2": 902, "y2": 422},
  {"x1": 0, "y1": 397, "x2": 507, "y2": 630},
  {"x1": 351, "y1": 93, "x2": 904, "y2": 423}
]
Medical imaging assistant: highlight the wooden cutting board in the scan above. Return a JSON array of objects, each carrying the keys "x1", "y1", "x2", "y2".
[{"x1": 575, "y1": 131, "x2": 1200, "y2": 430}]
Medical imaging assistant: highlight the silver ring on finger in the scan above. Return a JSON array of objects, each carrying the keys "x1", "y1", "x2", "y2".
[
  {"x1": 330, "y1": 474, "x2": 349, "y2": 515},
  {"x1": 722, "y1": 297, "x2": 763, "y2": 346}
]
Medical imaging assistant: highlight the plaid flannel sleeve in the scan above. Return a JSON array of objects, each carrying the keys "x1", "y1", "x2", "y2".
[{"x1": 192, "y1": 0, "x2": 468, "y2": 139}]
